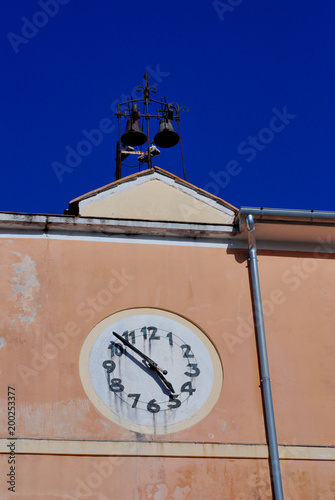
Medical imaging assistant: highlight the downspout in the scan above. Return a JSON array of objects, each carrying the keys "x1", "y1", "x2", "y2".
[{"x1": 247, "y1": 214, "x2": 284, "y2": 500}]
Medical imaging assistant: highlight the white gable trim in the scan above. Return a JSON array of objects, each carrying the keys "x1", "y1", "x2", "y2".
[{"x1": 78, "y1": 171, "x2": 235, "y2": 218}]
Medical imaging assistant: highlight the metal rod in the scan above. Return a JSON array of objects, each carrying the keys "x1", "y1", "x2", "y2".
[
  {"x1": 115, "y1": 141, "x2": 121, "y2": 180},
  {"x1": 176, "y1": 119, "x2": 186, "y2": 181},
  {"x1": 145, "y1": 95, "x2": 151, "y2": 169},
  {"x1": 246, "y1": 214, "x2": 284, "y2": 500},
  {"x1": 118, "y1": 96, "x2": 180, "y2": 110}
]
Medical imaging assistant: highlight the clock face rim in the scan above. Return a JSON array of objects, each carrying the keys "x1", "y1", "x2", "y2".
[{"x1": 79, "y1": 307, "x2": 223, "y2": 435}]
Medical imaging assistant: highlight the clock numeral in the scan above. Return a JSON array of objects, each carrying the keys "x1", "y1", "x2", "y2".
[
  {"x1": 180, "y1": 381, "x2": 196, "y2": 396},
  {"x1": 128, "y1": 393, "x2": 141, "y2": 408},
  {"x1": 181, "y1": 344, "x2": 194, "y2": 358},
  {"x1": 108, "y1": 342, "x2": 123, "y2": 357},
  {"x1": 122, "y1": 330, "x2": 135, "y2": 344},
  {"x1": 184, "y1": 363, "x2": 200, "y2": 378},
  {"x1": 141, "y1": 326, "x2": 160, "y2": 341},
  {"x1": 166, "y1": 332, "x2": 173, "y2": 346},
  {"x1": 141, "y1": 327, "x2": 147, "y2": 340},
  {"x1": 109, "y1": 378, "x2": 124, "y2": 392},
  {"x1": 102, "y1": 360, "x2": 116, "y2": 373},
  {"x1": 148, "y1": 326, "x2": 160, "y2": 340},
  {"x1": 147, "y1": 399, "x2": 160, "y2": 413},
  {"x1": 167, "y1": 395, "x2": 181, "y2": 409}
]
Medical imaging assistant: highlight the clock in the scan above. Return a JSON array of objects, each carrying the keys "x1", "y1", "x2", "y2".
[{"x1": 79, "y1": 308, "x2": 223, "y2": 435}]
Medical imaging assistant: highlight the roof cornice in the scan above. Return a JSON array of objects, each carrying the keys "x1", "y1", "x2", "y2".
[{"x1": 0, "y1": 212, "x2": 236, "y2": 239}]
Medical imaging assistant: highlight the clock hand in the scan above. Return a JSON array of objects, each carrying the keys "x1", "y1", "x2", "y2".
[
  {"x1": 142, "y1": 359, "x2": 176, "y2": 394},
  {"x1": 113, "y1": 331, "x2": 166, "y2": 374},
  {"x1": 113, "y1": 331, "x2": 175, "y2": 394}
]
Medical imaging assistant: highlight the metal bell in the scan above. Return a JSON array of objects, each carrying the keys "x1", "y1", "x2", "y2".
[
  {"x1": 121, "y1": 109, "x2": 147, "y2": 147},
  {"x1": 154, "y1": 118, "x2": 180, "y2": 148}
]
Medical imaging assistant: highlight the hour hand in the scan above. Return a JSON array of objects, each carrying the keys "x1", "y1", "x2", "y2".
[{"x1": 143, "y1": 360, "x2": 175, "y2": 394}]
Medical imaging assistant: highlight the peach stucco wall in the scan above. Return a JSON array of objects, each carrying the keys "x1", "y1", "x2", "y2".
[
  {"x1": 254, "y1": 251, "x2": 335, "y2": 446},
  {"x1": 1, "y1": 236, "x2": 335, "y2": 497},
  {"x1": 0, "y1": 238, "x2": 264, "y2": 444},
  {"x1": 1, "y1": 454, "x2": 335, "y2": 499}
]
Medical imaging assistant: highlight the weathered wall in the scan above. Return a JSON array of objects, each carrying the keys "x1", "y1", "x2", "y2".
[
  {"x1": 1, "y1": 454, "x2": 335, "y2": 499},
  {"x1": 1, "y1": 236, "x2": 335, "y2": 498}
]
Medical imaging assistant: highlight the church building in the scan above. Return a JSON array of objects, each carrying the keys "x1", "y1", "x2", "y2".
[{"x1": 1, "y1": 166, "x2": 335, "y2": 499}]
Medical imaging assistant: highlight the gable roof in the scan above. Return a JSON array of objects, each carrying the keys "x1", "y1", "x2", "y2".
[{"x1": 67, "y1": 167, "x2": 237, "y2": 225}]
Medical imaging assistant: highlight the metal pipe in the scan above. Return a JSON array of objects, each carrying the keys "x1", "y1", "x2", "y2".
[
  {"x1": 238, "y1": 207, "x2": 335, "y2": 226},
  {"x1": 145, "y1": 98, "x2": 152, "y2": 169},
  {"x1": 247, "y1": 214, "x2": 284, "y2": 500}
]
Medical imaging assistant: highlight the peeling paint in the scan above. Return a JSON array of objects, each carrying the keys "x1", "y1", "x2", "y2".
[
  {"x1": 10, "y1": 252, "x2": 40, "y2": 324},
  {"x1": 139, "y1": 483, "x2": 192, "y2": 500},
  {"x1": 0, "y1": 337, "x2": 5, "y2": 349}
]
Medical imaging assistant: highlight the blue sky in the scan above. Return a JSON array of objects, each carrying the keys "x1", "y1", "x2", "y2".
[{"x1": 1, "y1": 0, "x2": 335, "y2": 215}]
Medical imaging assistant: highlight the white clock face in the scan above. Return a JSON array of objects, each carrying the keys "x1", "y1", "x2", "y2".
[{"x1": 80, "y1": 308, "x2": 223, "y2": 435}]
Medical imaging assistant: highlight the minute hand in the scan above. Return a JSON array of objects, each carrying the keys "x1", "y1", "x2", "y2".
[{"x1": 112, "y1": 331, "x2": 166, "y2": 375}]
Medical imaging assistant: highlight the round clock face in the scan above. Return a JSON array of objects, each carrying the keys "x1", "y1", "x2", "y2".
[{"x1": 80, "y1": 308, "x2": 223, "y2": 435}]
